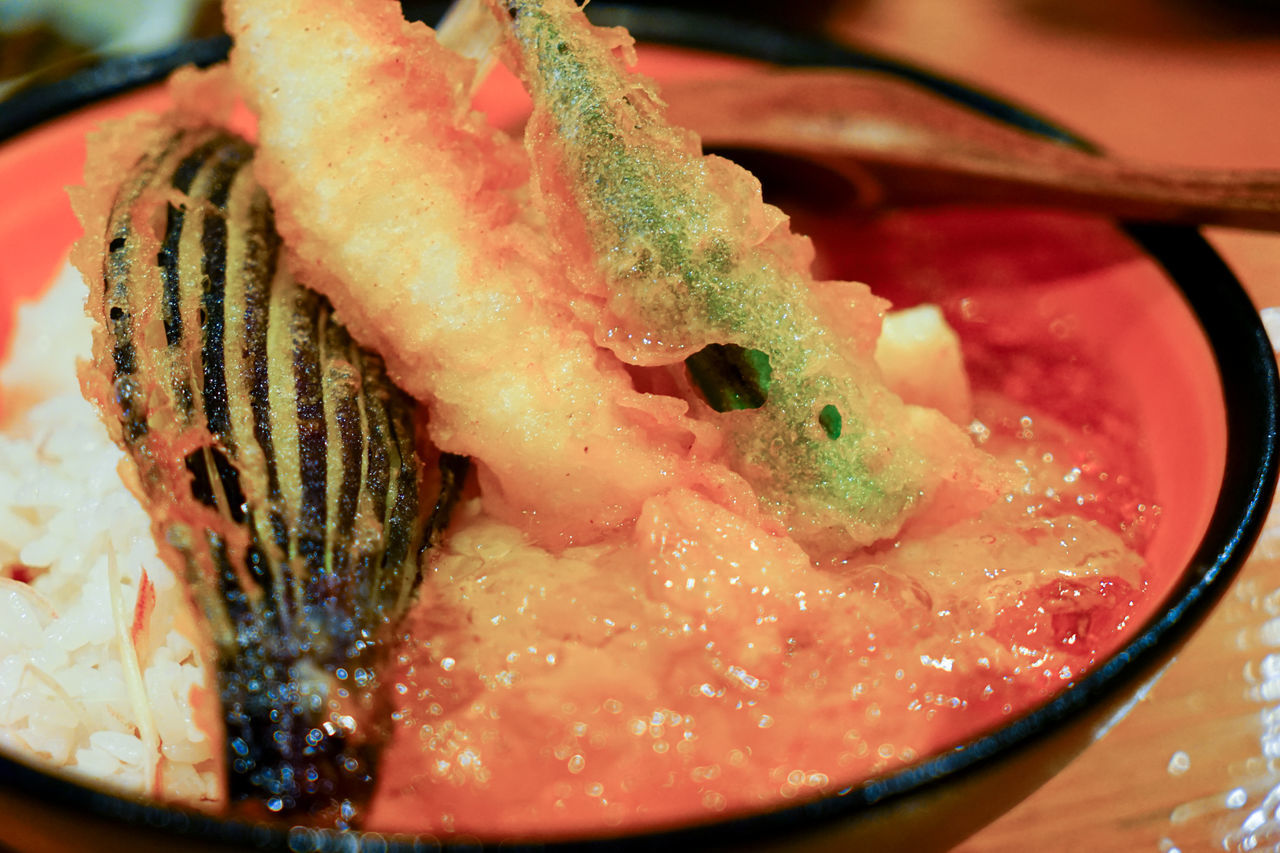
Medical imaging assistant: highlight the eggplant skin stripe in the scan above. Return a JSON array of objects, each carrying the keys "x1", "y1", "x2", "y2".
[{"x1": 83, "y1": 124, "x2": 467, "y2": 828}]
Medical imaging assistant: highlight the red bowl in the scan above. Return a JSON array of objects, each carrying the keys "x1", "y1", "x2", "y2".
[{"x1": 0, "y1": 6, "x2": 1275, "y2": 851}]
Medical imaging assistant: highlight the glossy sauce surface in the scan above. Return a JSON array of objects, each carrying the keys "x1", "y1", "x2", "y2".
[{"x1": 367, "y1": 206, "x2": 1177, "y2": 839}]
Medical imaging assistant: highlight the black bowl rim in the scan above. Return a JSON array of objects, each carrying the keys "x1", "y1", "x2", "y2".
[{"x1": 0, "y1": 4, "x2": 1276, "y2": 851}]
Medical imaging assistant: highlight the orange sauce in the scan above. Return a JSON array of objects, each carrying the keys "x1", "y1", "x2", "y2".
[{"x1": 366, "y1": 207, "x2": 1162, "y2": 839}]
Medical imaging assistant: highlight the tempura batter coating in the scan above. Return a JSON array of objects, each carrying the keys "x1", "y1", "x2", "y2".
[
  {"x1": 224, "y1": 0, "x2": 751, "y2": 546},
  {"x1": 486, "y1": 0, "x2": 1003, "y2": 554}
]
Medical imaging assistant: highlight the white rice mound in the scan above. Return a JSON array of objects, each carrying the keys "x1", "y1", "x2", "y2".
[{"x1": 0, "y1": 264, "x2": 220, "y2": 807}]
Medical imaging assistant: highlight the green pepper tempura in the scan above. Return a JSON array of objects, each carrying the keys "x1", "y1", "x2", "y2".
[{"x1": 488, "y1": 0, "x2": 1001, "y2": 554}]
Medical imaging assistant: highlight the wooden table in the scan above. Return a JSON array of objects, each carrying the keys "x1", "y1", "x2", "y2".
[{"x1": 819, "y1": 1, "x2": 1280, "y2": 849}]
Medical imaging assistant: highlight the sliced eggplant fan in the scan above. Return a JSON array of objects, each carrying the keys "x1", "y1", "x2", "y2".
[{"x1": 84, "y1": 124, "x2": 467, "y2": 828}]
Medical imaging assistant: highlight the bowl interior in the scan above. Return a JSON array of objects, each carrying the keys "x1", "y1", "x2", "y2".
[
  {"x1": 808, "y1": 205, "x2": 1228, "y2": 626},
  {"x1": 0, "y1": 21, "x2": 1272, "y2": 853}
]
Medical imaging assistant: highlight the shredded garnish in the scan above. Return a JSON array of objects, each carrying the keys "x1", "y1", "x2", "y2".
[
  {"x1": 107, "y1": 545, "x2": 161, "y2": 796},
  {"x1": 130, "y1": 569, "x2": 156, "y2": 669}
]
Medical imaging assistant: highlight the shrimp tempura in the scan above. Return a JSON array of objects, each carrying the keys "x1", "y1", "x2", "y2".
[{"x1": 223, "y1": 0, "x2": 742, "y2": 545}]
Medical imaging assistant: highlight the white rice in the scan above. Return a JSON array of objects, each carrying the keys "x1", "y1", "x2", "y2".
[{"x1": 0, "y1": 264, "x2": 220, "y2": 806}]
